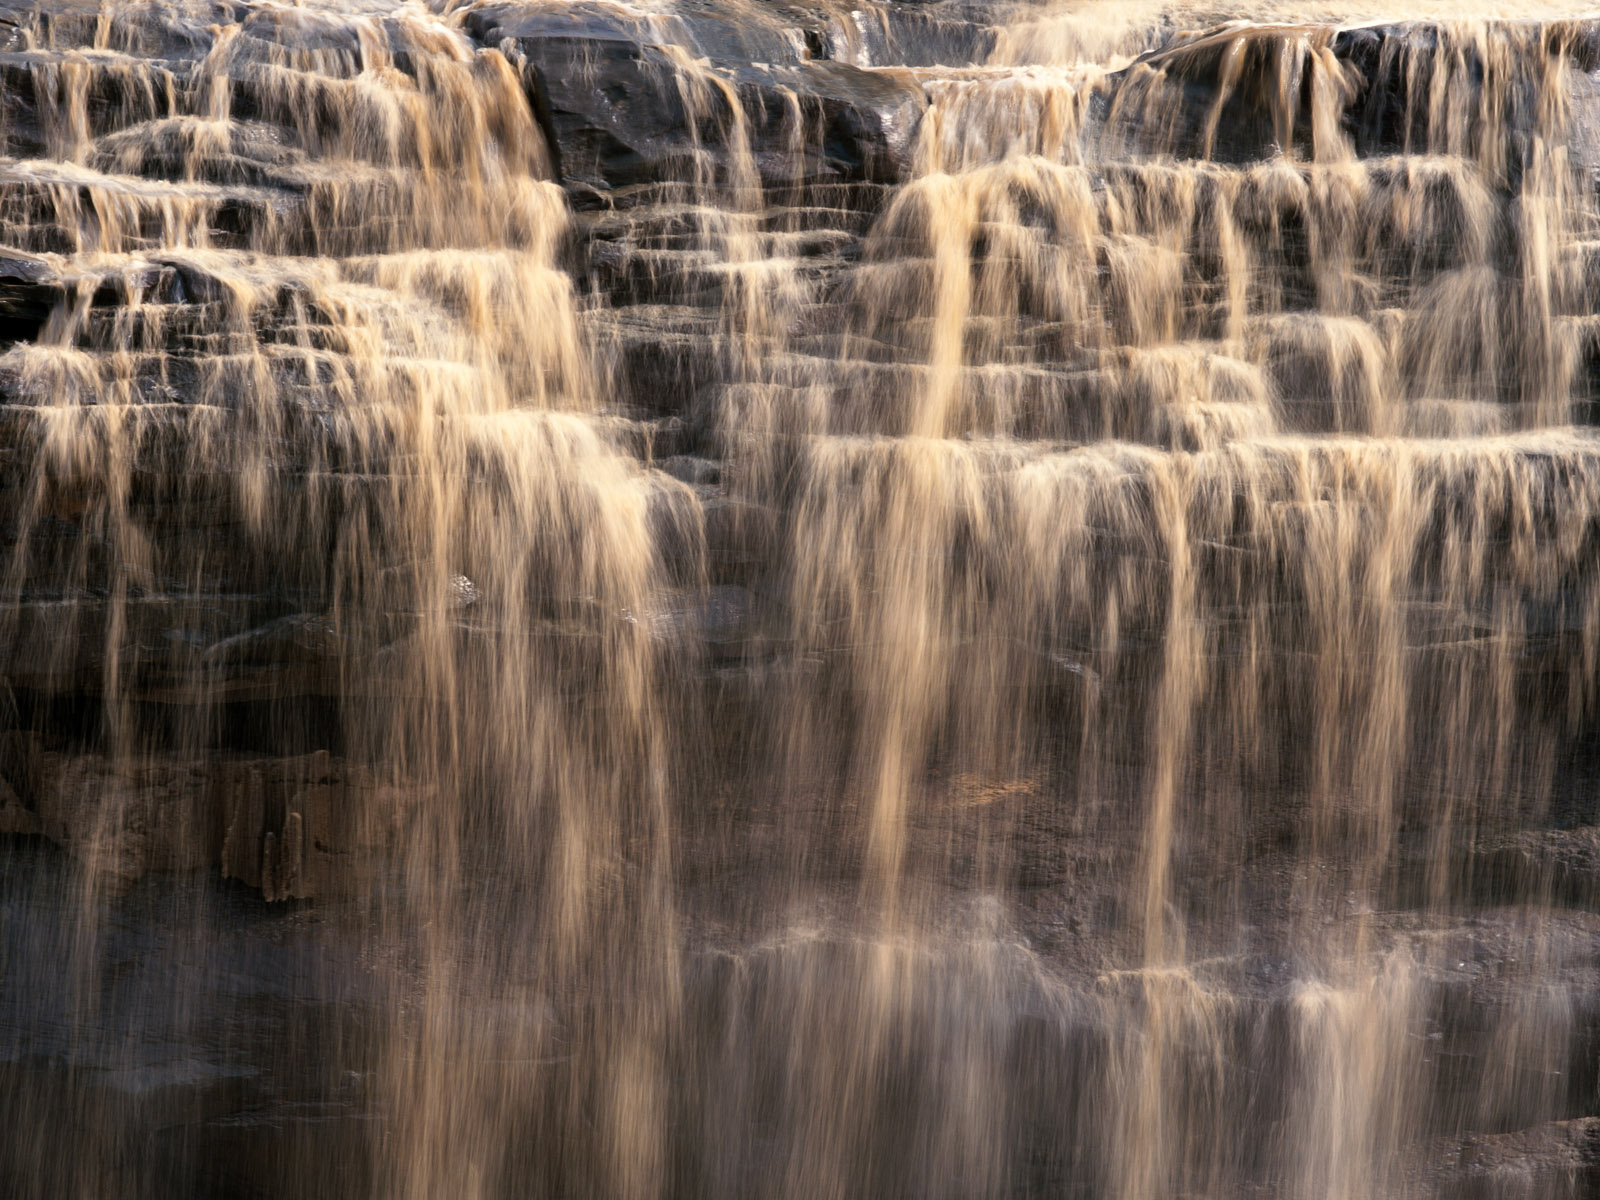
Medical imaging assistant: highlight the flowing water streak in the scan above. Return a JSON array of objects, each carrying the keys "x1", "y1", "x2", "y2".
[
  {"x1": 714, "y1": 12, "x2": 1600, "y2": 1199},
  {"x1": 0, "y1": 2, "x2": 686, "y2": 1193}
]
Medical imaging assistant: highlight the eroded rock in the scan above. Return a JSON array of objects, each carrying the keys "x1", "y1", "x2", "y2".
[{"x1": 0, "y1": 745, "x2": 415, "y2": 899}]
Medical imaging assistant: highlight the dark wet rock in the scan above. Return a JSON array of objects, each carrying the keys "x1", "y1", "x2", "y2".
[
  {"x1": 216, "y1": 750, "x2": 416, "y2": 902},
  {"x1": 703, "y1": 496, "x2": 778, "y2": 579},
  {"x1": 599, "y1": 308, "x2": 723, "y2": 411},
  {"x1": 0, "y1": 0, "x2": 221, "y2": 59},
  {"x1": 0, "y1": 728, "x2": 41, "y2": 809},
  {"x1": 0, "y1": 251, "x2": 62, "y2": 344},
  {"x1": 0, "y1": 839, "x2": 388, "y2": 1200},
  {"x1": 205, "y1": 613, "x2": 344, "y2": 670},
  {"x1": 1472, "y1": 827, "x2": 1600, "y2": 909},
  {"x1": 643, "y1": 414, "x2": 692, "y2": 460},
  {"x1": 639, "y1": 584, "x2": 774, "y2": 660},
  {"x1": 826, "y1": 0, "x2": 998, "y2": 68},
  {"x1": 470, "y1": 0, "x2": 927, "y2": 191},
  {"x1": 0, "y1": 745, "x2": 415, "y2": 898},
  {"x1": 659, "y1": 454, "x2": 721, "y2": 486},
  {"x1": 1428, "y1": 1118, "x2": 1600, "y2": 1200},
  {"x1": 1332, "y1": 22, "x2": 1600, "y2": 161},
  {"x1": 0, "y1": 752, "x2": 214, "y2": 889},
  {"x1": 735, "y1": 58, "x2": 927, "y2": 184},
  {"x1": 1102, "y1": 20, "x2": 1600, "y2": 168}
]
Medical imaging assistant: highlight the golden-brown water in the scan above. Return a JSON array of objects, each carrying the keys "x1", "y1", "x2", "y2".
[{"x1": 2, "y1": 1, "x2": 1600, "y2": 1196}]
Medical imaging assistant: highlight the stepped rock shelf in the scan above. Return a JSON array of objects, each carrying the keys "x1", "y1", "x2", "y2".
[{"x1": 5, "y1": 1, "x2": 1600, "y2": 1197}]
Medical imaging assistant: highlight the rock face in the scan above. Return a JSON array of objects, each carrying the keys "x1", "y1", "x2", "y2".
[
  {"x1": 0, "y1": 742, "x2": 413, "y2": 897},
  {"x1": 466, "y1": 1, "x2": 930, "y2": 191},
  {"x1": 3, "y1": 1, "x2": 1600, "y2": 1197}
]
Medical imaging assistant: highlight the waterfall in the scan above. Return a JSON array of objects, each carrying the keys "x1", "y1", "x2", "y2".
[{"x1": 2, "y1": 1, "x2": 1600, "y2": 1197}]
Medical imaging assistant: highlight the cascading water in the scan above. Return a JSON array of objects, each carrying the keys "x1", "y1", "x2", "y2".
[{"x1": 2, "y1": 0, "x2": 1600, "y2": 1196}]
